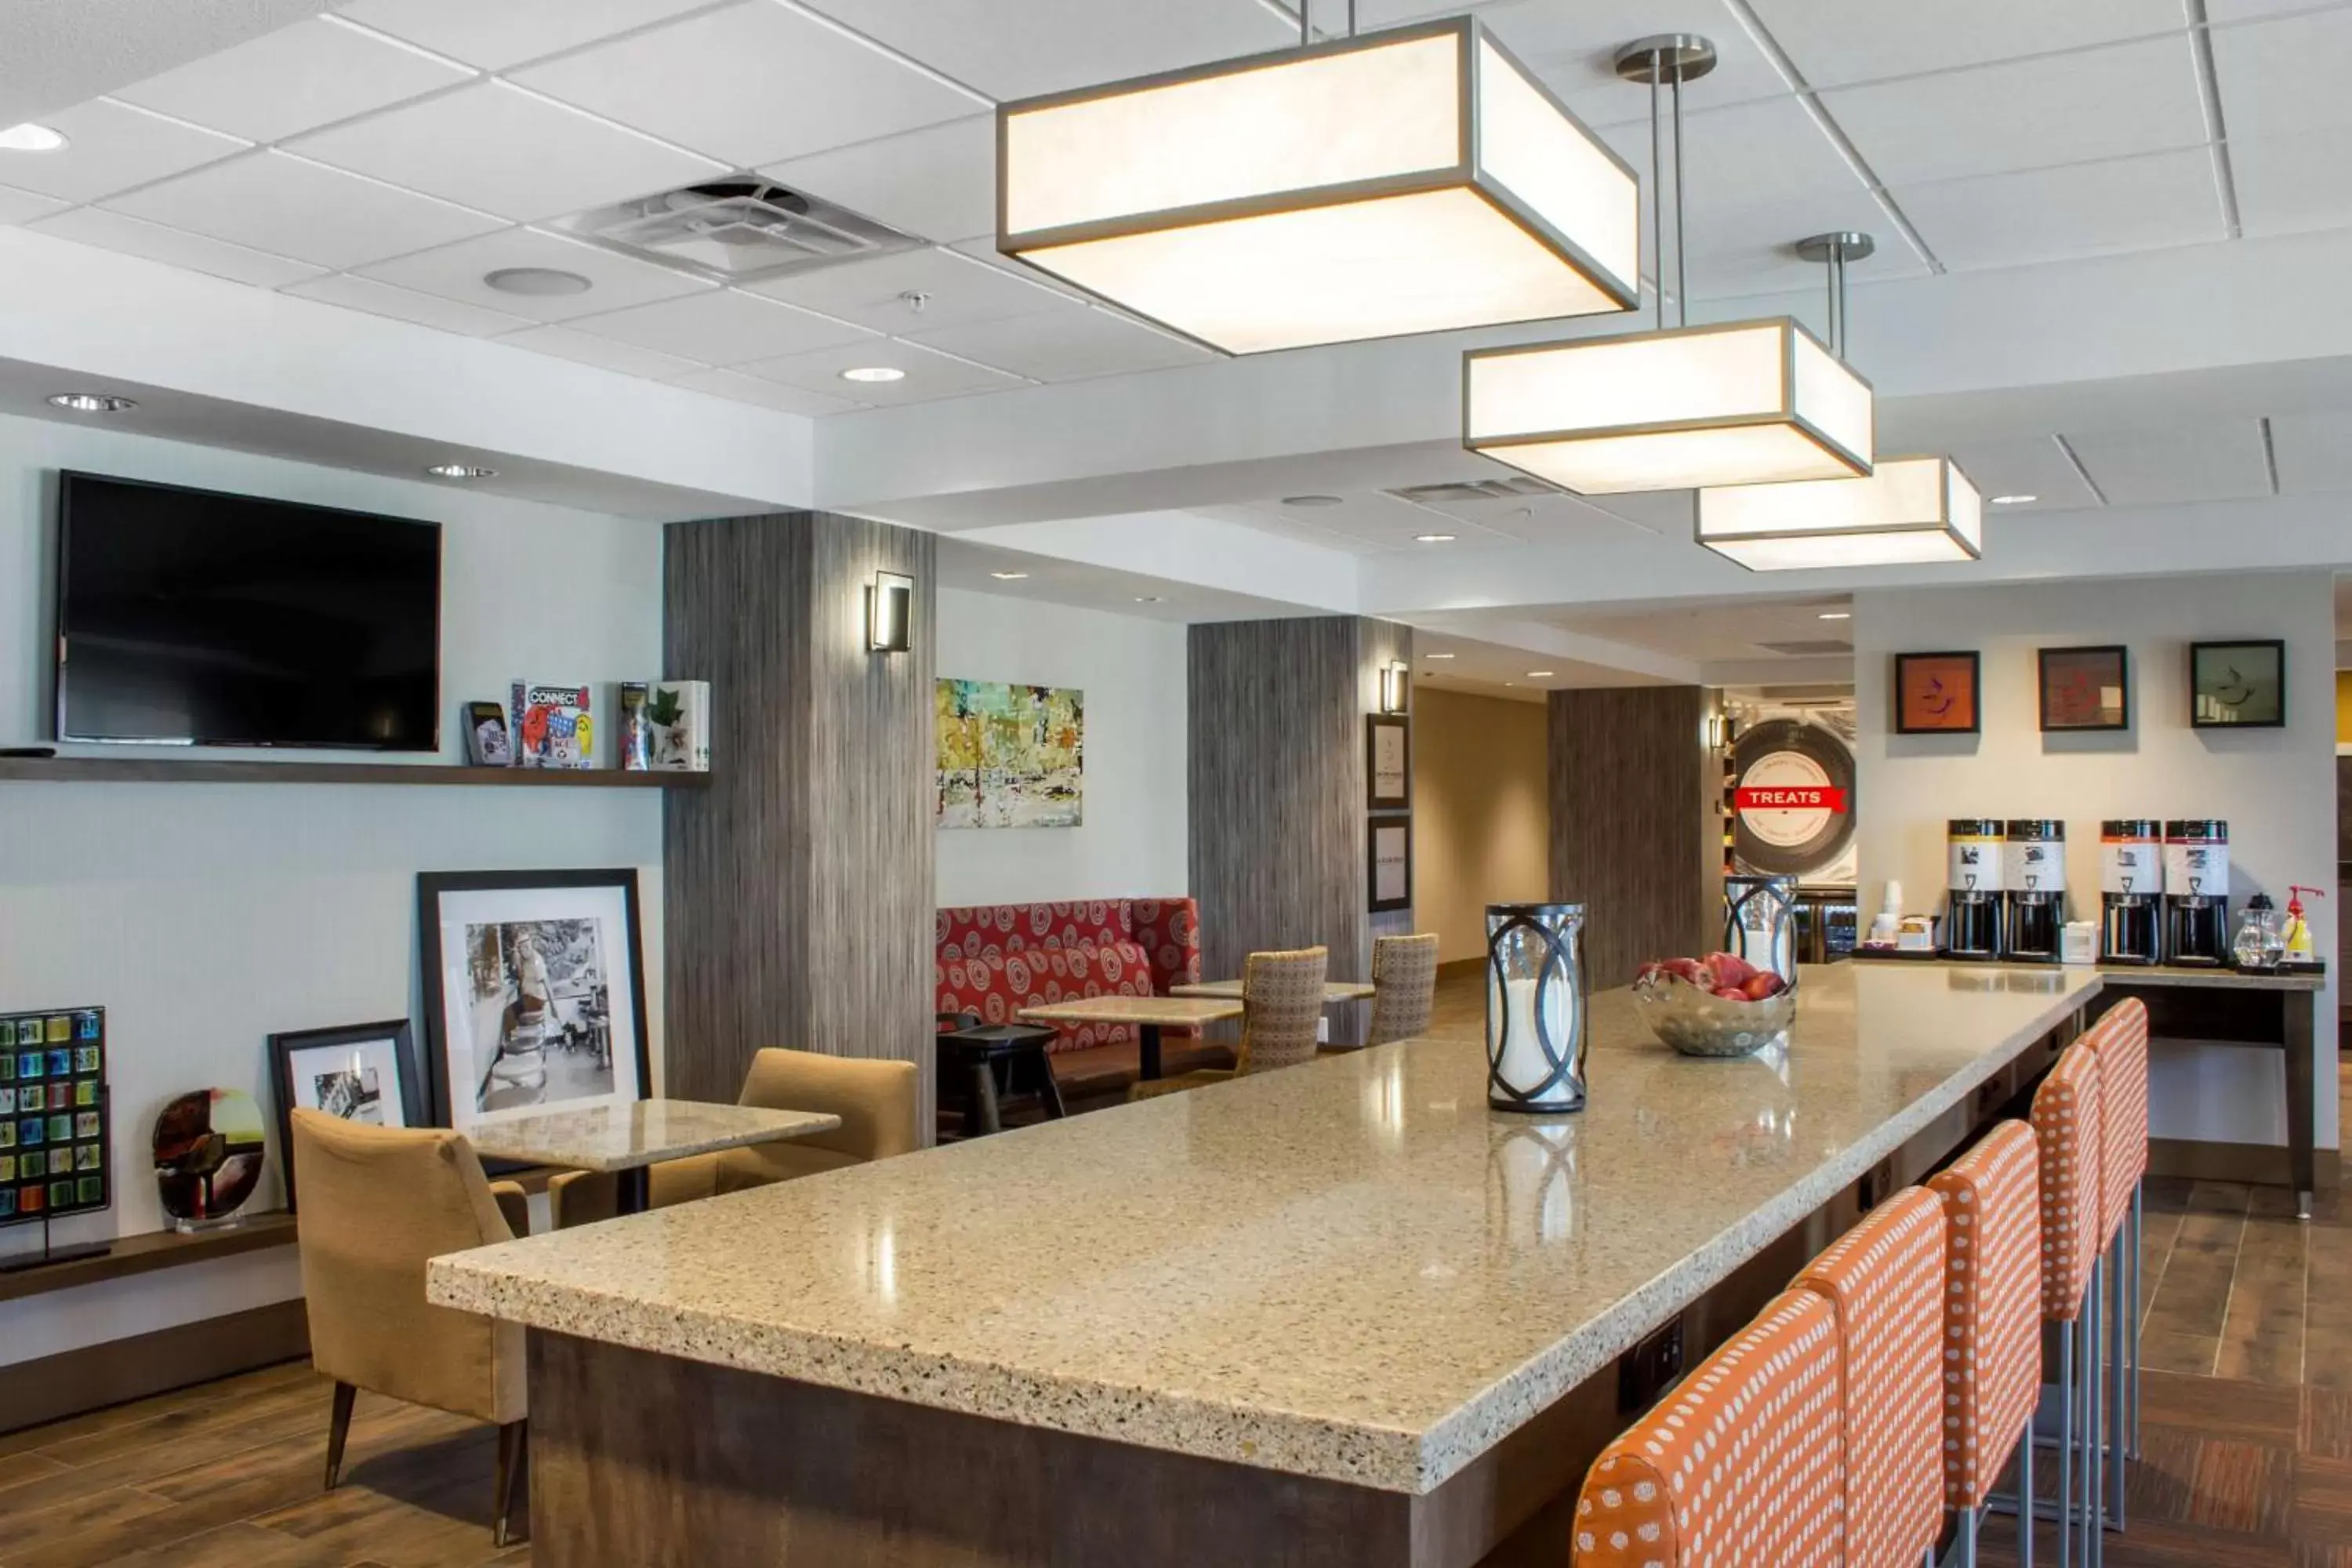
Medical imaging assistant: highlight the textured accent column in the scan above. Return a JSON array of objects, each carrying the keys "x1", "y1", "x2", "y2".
[
  {"x1": 1548, "y1": 686, "x2": 1711, "y2": 990},
  {"x1": 663, "y1": 511, "x2": 936, "y2": 1126},
  {"x1": 1188, "y1": 616, "x2": 1411, "y2": 1043}
]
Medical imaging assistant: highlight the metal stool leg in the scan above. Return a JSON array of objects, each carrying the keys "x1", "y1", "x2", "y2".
[
  {"x1": 2057, "y1": 1322, "x2": 2074, "y2": 1568},
  {"x1": 2083, "y1": 1257, "x2": 2103, "y2": 1567},
  {"x1": 2107, "y1": 1229, "x2": 2128, "y2": 1532},
  {"x1": 2020, "y1": 1409, "x2": 2034, "y2": 1568},
  {"x1": 2129, "y1": 1183, "x2": 2143, "y2": 1461}
]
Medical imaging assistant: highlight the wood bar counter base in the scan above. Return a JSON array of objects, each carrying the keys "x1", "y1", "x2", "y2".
[{"x1": 430, "y1": 965, "x2": 2103, "y2": 1567}]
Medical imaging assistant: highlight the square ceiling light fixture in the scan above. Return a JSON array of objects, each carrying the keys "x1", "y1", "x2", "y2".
[
  {"x1": 1697, "y1": 456, "x2": 1983, "y2": 572},
  {"x1": 1463, "y1": 317, "x2": 1873, "y2": 495},
  {"x1": 996, "y1": 16, "x2": 1641, "y2": 356}
]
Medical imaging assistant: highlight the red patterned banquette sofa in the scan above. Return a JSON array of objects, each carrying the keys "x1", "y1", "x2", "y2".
[{"x1": 935, "y1": 899, "x2": 1201, "y2": 1058}]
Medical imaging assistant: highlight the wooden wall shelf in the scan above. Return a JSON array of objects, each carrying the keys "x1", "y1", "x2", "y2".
[
  {"x1": 0, "y1": 1210, "x2": 298, "y2": 1304},
  {"x1": 0, "y1": 758, "x2": 708, "y2": 788}
]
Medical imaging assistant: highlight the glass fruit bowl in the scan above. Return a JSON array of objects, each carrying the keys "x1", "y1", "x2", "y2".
[{"x1": 1631, "y1": 972, "x2": 1797, "y2": 1058}]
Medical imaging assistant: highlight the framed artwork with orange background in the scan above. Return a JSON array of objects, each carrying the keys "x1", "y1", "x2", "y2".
[{"x1": 1894, "y1": 651, "x2": 1981, "y2": 735}]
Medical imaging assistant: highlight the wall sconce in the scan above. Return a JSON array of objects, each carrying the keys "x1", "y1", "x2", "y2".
[
  {"x1": 1379, "y1": 659, "x2": 1410, "y2": 715},
  {"x1": 866, "y1": 571, "x2": 913, "y2": 653},
  {"x1": 1704, "y1": 712, "x2": 1738, "y2": 752}
]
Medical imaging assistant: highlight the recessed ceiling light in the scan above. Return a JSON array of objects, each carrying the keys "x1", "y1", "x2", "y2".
[
  {"x1": 0, "y1": 124, "x2": 67, "y2": 153},
  {"x1": 990, "y1": 571, "x2": 1030, "y2": 580},
  {"x1": 1817, "y1": 611, "x2": 1852, "y2": 621},
  {"x1": 48, "y1": 393, "x2": 136, "y2": 414},
  {"x1": 840, "y1": 366, "x2": 907, "y2": 383},
  {"x1": 1425, "y1": 652, "x2": 1456, "y2": 660},
  {"x1": 1414, "y1": 533, "x2": 1457, "y2": 543},
  {"x1": 484, "y1": 267, "x2": 592, "y2": 297},
  {"x1": 1526, "y1": 670, "x2": 1556, "y2": 679},
  {"x1": 1990, "y1": 493, "x2": 2036, "y2": 506},
  {"x1": 1135, "y1": 595, "x2": 1163, "y2": 603},
  {"x1": 425, "y1": 463, "x2": 495, "y2": 480},
  {"x1": 1282, "y1": 494, "x2": 1342, "y2": 508},
  {"x1": 1504, "y1": 681, "x2": 1517, "y2": 688}
]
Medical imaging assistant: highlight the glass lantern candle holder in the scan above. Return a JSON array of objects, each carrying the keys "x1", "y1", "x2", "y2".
[
  {"x1": 1723, "y1": 873, "x2": 1800, "y2": 993},
  {"x1": 1485, "y1": 903, "x2": 1588, "y2": 1112}
]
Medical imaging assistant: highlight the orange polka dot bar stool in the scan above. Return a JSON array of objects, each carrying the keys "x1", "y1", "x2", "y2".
[
  {"x1": 1572, "y1": 1290, "x2": 1846, "y2": 1567},
  {"x1": 2082, "y1": 996, "x2": 2150, "y2": 1529},
  {"x1": 1793, "y1": 1187, "x2": 1947, "y2": 1568},
  {"x1": 2031, "y1": 1041, "x2": 2107, "y2": 1568},
  {"x1": 1928, "y1": 1121, "x2": 2043, "y2": 1568}
]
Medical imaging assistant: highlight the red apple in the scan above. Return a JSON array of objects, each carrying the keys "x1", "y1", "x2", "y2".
[
  {"x1": 1740, "y1": 972, "x2": 1783, "y2": 1001},
  {"x1": 1705, "y1": 952, "x2": 1757, "y2": 988},
  {"x1": 1664, "y1": 957, "x2": 1709, "y2": 986},
  {"x1": 1712, "y1": 985, "x2": 1749, "y2": 1000}
]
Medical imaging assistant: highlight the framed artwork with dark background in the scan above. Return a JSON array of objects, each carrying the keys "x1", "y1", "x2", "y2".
[
  {"x1": 1367, "y1": 817, "x2": 1413, "y2": 913},
  {"x1": 1366, "y1": 714, "x2": 1410, "y2": 811},
  {"x1": 1893, "y1": 651, "x2": 1981, "y2": 735},
  {"x1": 267, "y1": 1019, "x2": 423, "y2": 1212},
  {"x1": 2038, "y1": 645, "x2": 2130, "y2": 732},
  {"x1": 2190, "y1": 640, "x2": 2285, "y2": 728}
]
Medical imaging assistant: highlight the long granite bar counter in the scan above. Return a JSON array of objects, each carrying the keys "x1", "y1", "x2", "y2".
[{"x1": 432, "y1": 964, "x2": 2098, "y2": 1556}]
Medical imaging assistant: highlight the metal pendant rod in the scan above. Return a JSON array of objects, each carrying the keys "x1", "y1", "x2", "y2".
[
  {"x1": 1671, "y1": 68, "x2": 1687, "y2": 328},
  {"x1": 1795, "y1": 230, "x2": 1875, "y2": 361},
  {"x1": 1613, "y1": 36, "x2": 1717, "y2": 332},
  {"x1": 1301, "y1": 0, "x2": 1308, "y2": 49},
  {"x1": 1649, "y1": 59, "x2": 1664, "y2": 330},
  {"x1": 1348, "y1": 0, "x2": 1356, "y2": 36}
]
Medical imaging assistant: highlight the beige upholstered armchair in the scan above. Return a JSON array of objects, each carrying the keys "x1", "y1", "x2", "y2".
[
  {"x1": 550, "y1": 1049, "x2": 920, "y2": 1228},
  {"x1": 1130, "y1": 946, "x2": 1330, "y2": 1101},
  {"x1": 289, "y1": 1109, "x2": 531, "y2": 1546},
  {"x1": 1367, "y1": 932, "x2": 1442, "y2": 1045}
]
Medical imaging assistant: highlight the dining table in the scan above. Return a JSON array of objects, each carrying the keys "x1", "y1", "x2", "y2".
[
  {"x1": 463, "y1": 1098, "x2": 842, "y2": 1216},
  {"x1": 1014, "y1": 994, "x2": 1244, "y2": 1080},
  {"x1": 1169, "y1": 978, "x2": 1379, "y2": 1004}
]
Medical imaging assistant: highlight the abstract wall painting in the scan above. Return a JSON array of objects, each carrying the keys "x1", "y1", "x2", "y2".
[{"x1": 936, "y1": 680, "x2": 1085, "y2": 829}]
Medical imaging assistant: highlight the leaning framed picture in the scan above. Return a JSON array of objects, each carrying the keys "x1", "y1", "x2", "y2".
[
  {"x1": 1893, "y1": 650, "x2": 1981, "y2": 735},
  {"x1": 416, "y1": 869, "x2": 651, "y2": 1137},
  {"x1": 2038, "y1": 644, "x2": 2130, "y2": 732},
  {"x1": 2190, "y1": 640, "x2": 2285, "y2": 728},
  {"x1": 1368, "y1": 816, "x2": 1414, "y2": 913},
  {"x1": 267, "y1": 1019, "x2": 423, "y2": 1211},
  {"x1": 1367, "y1": 714, "x2": 1411, "y2": 811}
]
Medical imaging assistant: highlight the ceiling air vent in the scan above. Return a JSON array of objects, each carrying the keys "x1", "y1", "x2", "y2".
[
  {"x1": 1386, "y1": 476, "x2": 1560, "y2": 505},
  {"x1": 1752, "y1": 639, "x2": 1856, "y2": 657},
  {"x1": 557, "y1": 179, "x2": 919, "y2": 282}
]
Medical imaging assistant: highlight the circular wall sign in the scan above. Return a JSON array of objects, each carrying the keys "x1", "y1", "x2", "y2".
[{"x1": 1731, "y1": 718, "x2": 1857, "y2": 878}]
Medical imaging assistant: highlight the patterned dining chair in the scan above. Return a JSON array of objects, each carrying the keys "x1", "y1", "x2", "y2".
[
  {"x1": 2032, "y1": 1042, "x2": 2106, "y2": 1568},
  {"x1": 2082, "y1": 996, "x2": 2150, "y2": 1508},
  {"x1": 1366, "y1": 932, "x2": 1440, "y2": 1045},
  {"x1": 1572, "y1": 1289, "x2": 1846, "y2": 1566},
  {"x1": 1929, "y1": 1120, "x2": 2043, "y2": 1568},
  {"x1": 1129, "y1": 946, "x2": 1329, "y2": 1101},
  {"x1": 1794, "y1": 1186, "x2": 1947, "y2": 1568}
]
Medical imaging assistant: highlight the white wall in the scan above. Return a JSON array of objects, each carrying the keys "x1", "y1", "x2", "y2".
[
  {"x1": 1853, "y1": 572, "x2": 2339, "y2": 1152},
  {"x1": 0, "y1": 413, "x2": 664, "y2": 1347},
  {"x1": 933, "y1": 588, "x2": 1187, "y2": 907}
]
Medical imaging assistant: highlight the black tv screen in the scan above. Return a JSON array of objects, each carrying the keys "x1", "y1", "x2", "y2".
[{"x1": 55, "y1": 472, "x2": 442, "y2": 750}]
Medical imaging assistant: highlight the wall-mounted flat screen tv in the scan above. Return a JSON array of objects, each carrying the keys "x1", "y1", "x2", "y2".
[{"x1": 55, "y1": 471, "x2": 442, "y2": 750}]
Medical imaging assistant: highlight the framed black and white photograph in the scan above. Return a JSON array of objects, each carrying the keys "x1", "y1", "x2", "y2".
[
  {"x1": 268, "y1": 1020, "x2": 419, "y2": 1210},
  {"x1": 1368, "y1": 817, "x2": 1414, "y2": 913},
  {"x1": 1366, "y1": 714, "x2": 1411, "y2": 811},
  {"x1": 2190, "y1": 640, "x2": 2286, "y2": 728},
  {"x1": 417, "y1": 869, "x2": 650, "y2": 1136}
]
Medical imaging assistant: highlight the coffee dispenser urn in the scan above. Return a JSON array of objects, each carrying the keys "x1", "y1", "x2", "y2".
[
  {"x1": 2163, "y1": 818, "x2": 2231, "y2": 967},
  {"x1": 2099, "y1": 818, "x2": 2163, "y2": 966},
  {"x1": 2002, "y1": 819, "x2": 2067, "y2": 962},
  {"x1": 1943, "y1": 818, "x2": 2007, "y2": 960}
]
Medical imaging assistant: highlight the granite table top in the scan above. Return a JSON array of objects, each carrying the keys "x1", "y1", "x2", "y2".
[
  {"x1": 1856, "y1": 953, "x2": 2326, "y2": 993},
  {"x1": 429, "y1": 963, "x2": 2100, "y2": 1495},
  {"x1": 1014, "y1": 995, "x2": 1245, "y2": 1027},
  {"x1": 1169, "y1": 979, "x2": 1380, "y2": 1003},
  {"x1": 463, "y1": 1099, "x2": 840, "y2": 1174}
]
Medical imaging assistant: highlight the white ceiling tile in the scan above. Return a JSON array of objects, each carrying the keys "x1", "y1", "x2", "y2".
[
  {"x1": 496, "y1": 324, "x2": 710, "y2": 379},
  {"x1": 1939, "y1": 437, "x2": 2105, "y2": 511},
  {"x1": 333, "y1": 0, "x2": 716, "y2": 71},
  {"x1": 567, "y1": 288, "x2": 877, "y2": 365},
  {"x1": 29, "y1": 206, "x2": 325, "y2": 288},
  {"x1": 742, "y1": 247, "x2": 1075, "y2": 332},
  {"x1": 1192, "y1": 504, "x2": 1401, "y2": 556},
  {"x1": 0, "y1": 99, "x2": 246, "y2": 203},
  {"x1": 760, "y1": 114, "x2": 997, "y2": 243},
  {"x1": 284, "y1": 273, "x2": 537, "y2": 336},
  {"x1": 511, "y1": 2, "x2": 985, "y2": 169},
  {"x1": 112, "y1": 16, "x2": 473, "y2": 144},
  {"x1": 2267, "y1": 411, "x2": 2352, "y2": 495},
  {"x1": 355, "y1": 227, "x2": 713, "y2": 321},
  {"x1": 2230, "y1": 127, "x2": 2352, "y2": 238},
  {"x1": 1819, "y1": 35, "x2": 2207, "y2": 187},
  {"x1": 737, "y1": 338, "x2": 1026, "y2": 404},
  {"x1": 904, "y1": 307, "x2": 1212, "y2": 381},
  {"x1": 1891, "y1": 147, "x2": 2226, "y2": 270},
  {"x1": 666, "y1": 367, "x2": 868, "y2": 416},
  {"x1": 105, "y1": 151, "x2": 506, "y2": 269},
  {"x1": 2205, "y1": 0, "x2": 2352, "y2": 16},
  {"x1": 1744, "y1": 0, "x2": 2187, "y2": 89},
  {"x1": 287, "y1": 82, "x2": 725, "y2": 223},
  {"x1": 794, "y1": 0, "x2": 1294, "y2": 100},
  {"x1": 0, "y1": 184, "x2": 69, "y2": 226},
  {"x1": 2060, "y1": 420, "x2": 2273, "y2": 506},
  {"x1": 1577, "y1": 490, "x2": 1697, "y2": 536},
  {"x1": 2211, "y1": 7, "x2": 2352, "y2": 141}
]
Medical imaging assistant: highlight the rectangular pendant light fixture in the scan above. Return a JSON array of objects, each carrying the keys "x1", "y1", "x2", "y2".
[
  {"x1": 1697, "y1": 455, "x2": 1982, "y2": 572},
  {"x1": 997, "y1": 17, "x2": 1641, "y2": 356},
  {"x1": 1463, "y1": 317, "x2": 1874, "y2": 495}
]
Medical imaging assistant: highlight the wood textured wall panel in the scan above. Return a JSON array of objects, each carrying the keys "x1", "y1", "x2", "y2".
[
  {"x1": 1547, "y1": 686, "x2": 1710, "y2": 990},
  {"x1": 1188, "y1": 617, "x2": 1410, "y2": 1044},
  {"x1": 663, "y1": 512, "x2": 936, "y2": 1126}
]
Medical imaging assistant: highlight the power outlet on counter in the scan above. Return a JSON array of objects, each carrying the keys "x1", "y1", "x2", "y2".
[{"x1": 1617, "y1": 1315, "x2": 1685, "y2": 1415}]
